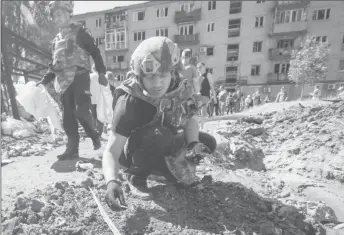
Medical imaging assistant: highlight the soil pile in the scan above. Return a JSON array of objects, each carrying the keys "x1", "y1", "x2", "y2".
[
  {"x1": 2, "y1": 101, "x2": 344, "y2": 235},
  {"x1": 212, "y1": 101, "x2": 344, "y2": 184},
  {"x1": 1, "y1": 174, "x2": 328, "y2": 235}
]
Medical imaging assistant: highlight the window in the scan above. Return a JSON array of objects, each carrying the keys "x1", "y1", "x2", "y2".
[
  {"x1": 229, "y1": 0, "x2": 242, "y2": 14},
  {"x1": 95, "y1": 37, "x2": 104, "y2": 46},
  {"x1": 276, "y1": 9, "x2": 304, "y2": 24},
  {"x1": 133, "y1": 11, "x2": 145, "y2": 22},
  {"x1": 206, "y1": 47, "x2": 214, "y2": 56},
  {"x1": 263, "y1": 87, "x2": 271, "y2": 93},
  {"x1": 112, "y1": 55, "x2": 125, "y2": 63},
  {"x1": 312, "y1": 9, "x2": 331, "y2": 20},
  {"x1": 251, "y1": 65, "x2": 260, "y2": 76},
  {"x1": 277, "y1": 39, "x2": 294, "y2": 48},
  {"x1": 156, "y1": 28, "x2": 168, "y2": 37},
  {"x1": 105, "y1": 29, "x2": 127, "y2": 50},
  {"x1": 180, "y1": 3, "x2": 194, "y2": 13},
  {"x1": 274, "y1": 63, "x2": 290, "y2": 74},
  {"x1": 227, "y1": 44, "x2": 239, "y2": 61},
  {"x1": 257, "y1": 1, "x2": 265, "y2": 3},
  {"x1": 228, "y1": 19, "x2": 241, "y2": 37},
  {"x1": 117, "y1": 74, "x2": 125, "y2": 81},
  {"x1": 339, "y1": 60, "x2": 344, "y2": 71},
  {"x1": 157, "y1": 7, "x2": 168, "y2": 18},
  {"x1": 207, "y1": 22, "x2": 215, "y2": 32},
  {"x1": 327, "y1": 84, "x2": 335, "y2": 89},
  {"x1": 208, "y1": 1, "x2": 216, "y2": 10},
  {"x1": 179, "y1": 24, "x2": 194, "y2": 35},
  {"x1": 134, "y1": 31, "x2": 146, "y2": 41},
  {"x1": 253, "y1": 41, "x2": 262, "y2": 52},
  {"x1": 226, "y1": 66, "x2": 238, "y2": 82},
  {"x1": 208, "y1": 68, "x2": 213, "y2": 74},
  {"x1": 95, "y1": 18, "x2": 101, "y2": 28},
  {"x1": 255, "y1": 16, "x2": 264, "y2": 27},
  {"x1": 314, "y1": 36, "x2": 327, "y2": 43}
]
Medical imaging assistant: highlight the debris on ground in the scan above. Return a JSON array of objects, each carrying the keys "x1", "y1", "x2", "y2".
[{"x1": 2, "y1": 101, "x2": 344, "y2": 234}]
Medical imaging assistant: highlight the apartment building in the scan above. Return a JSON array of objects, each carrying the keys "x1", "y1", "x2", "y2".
[
  {"x1": 73, "y1": 9, "x2": 110, "y2": 70},
  {"x1": 73, "y1": 1, "x2": 344, "y2": 99}
]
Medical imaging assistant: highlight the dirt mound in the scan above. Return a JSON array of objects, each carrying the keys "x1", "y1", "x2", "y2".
[
  {"x1": 2, "y1": 173, "x2": 327, "y2": 235},
  {"x1": 211, "y1": 101, "x2": 344, "y2": 184}
]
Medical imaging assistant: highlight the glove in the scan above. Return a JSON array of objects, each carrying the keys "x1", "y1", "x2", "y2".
[
  {"x1": 105, "y1": 180, "x2": 127, "y2": 210},
  {"x1": 36, "y1": 72, "x2": 55, "y2": 86},
  {"x1": 98, "y1": 73, "x2": 108, "y2": 87}
]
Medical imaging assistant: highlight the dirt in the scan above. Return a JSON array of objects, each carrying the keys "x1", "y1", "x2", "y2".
[{"x1": 2, "y1": 100, "x2": 344, "y2": 235}]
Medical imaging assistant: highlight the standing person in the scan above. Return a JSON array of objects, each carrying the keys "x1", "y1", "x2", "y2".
[
  {"x1": 235, "y1": 85, "x2": 244, "y2": 112},
  {"x1": 264, "y1": 95, "x2": 271, "y2": 103},
  {"x1": 106, "y1": 71, "x2": 116, "y2": 97},
  {"x1": 275, "y1": 87, "x2": 288, "y2": 103},
  {"x1": 252, "y1": 90, "x2": 261, "y2": 106},
  {"x1": 217, "y1": 86, "x2": 228, "y2": 115},
  {"x1": 90, "y1": 64, "x2": 104, "y2": 136},
  {"x1": 102, "y1": 37, "x2": 216, "y2": 202},
  {"x1": 196, "y1": 62, "x2": 217, "y2": 117},
  {"x1": 180, "y1": 49, "x2": 198, "y2": 95},
  {"x1": 226, "y1": 92, "x2": 236, "y2": 114},
  {"x1": 207, "y1": 91, "x2": 215, "y2": 117},
  {"x1": 310, "y1": 85, "x2": 320, "y2": 100},
  {"x1": 37, "y1": 1, "x2": 107, "y2": 160},
  {"x1": 245, "y1": 95, "x2": 253, "y2": 109},
  {"x1": 214, "y1": 87, "x2": 220, "y2": 116}
]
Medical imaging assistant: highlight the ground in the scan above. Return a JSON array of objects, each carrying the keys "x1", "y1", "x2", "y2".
[{"x1": 1, "y1": 100, "x2": 344, "y2": 235}]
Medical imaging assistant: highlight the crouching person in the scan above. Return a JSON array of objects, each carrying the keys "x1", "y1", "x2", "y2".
[{"x1": 102, "y1": 37, "x2": 217, "y2": 208}]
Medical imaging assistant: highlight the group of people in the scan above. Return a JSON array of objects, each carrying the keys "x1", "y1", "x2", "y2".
[{"x1": 38, "y1": 1, "x2": 217, "y2": 205}]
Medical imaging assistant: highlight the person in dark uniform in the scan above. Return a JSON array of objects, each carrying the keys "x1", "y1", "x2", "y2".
[
  {"x1": 196, "y1": 62, "x2": 216, "y2": 117},
  {"x1": 37, "y1": 1, "x2": 108, "y2": 160},
  {"x1": 103, "y1": 37, "x2": 217, "y2": 206}
]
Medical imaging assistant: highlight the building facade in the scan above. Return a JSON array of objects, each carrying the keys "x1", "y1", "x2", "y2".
[{"x1": 73, "y1": 1, "x2": 344, "y2": 99}]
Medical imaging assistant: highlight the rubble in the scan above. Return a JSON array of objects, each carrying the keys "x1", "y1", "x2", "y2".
[{"x1": 2, "y1": 101, "x2": 344, "y2": 234}]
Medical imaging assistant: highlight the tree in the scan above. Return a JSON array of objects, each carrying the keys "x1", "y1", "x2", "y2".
[{"x1": 288, "y1": 35, "x2": 330, "y2": 99}]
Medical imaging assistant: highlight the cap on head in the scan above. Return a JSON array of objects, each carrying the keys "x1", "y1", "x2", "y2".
[
  {"x1": 49, "y1": 1, "x2": 74, "y2": 18},
  {"x1": 130, "y1": 36, "x2": 180, "y2": 76}
]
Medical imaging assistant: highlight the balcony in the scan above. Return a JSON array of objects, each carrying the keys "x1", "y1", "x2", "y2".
[
  {"x1": 270, "y1": 21, "x2": 307, "y2": 37},
  {"x1": 174, "y1": 8, "x2": 201, "y2": 24},
  {"x1": 105, "y1": 20, "x2": 127, "y2": 29},
  {"x1": 275, "y1": 0, "x2": 310, "y2": 10},
  {"x1": 105, "y1": 11, "x2": 127, "y2": 29},
  {"x1": 174, "y1": 34, "x2": 199, "y2": 45},
  {"x1": 105, "y1": 42, "x2": 128, "y2": 51},
  {"x1": 269, "y1": 48, "x2": 293, "y2": 61},
  {"x1": 107, "y1": 61, "x2": 129, "y2": 70}
]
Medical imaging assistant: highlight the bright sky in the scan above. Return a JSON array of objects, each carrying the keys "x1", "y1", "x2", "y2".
[{"x1": 74, "y1": 1, "x2": 148, "y2": 15}]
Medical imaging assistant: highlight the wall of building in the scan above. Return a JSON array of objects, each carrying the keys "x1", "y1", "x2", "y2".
[{"x1": 73, "y1": 1, "x2": 344, "y2": 100}]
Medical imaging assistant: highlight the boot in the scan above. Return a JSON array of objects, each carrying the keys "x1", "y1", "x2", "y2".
[
  {"x1": 57, "y1": 135, "x2": 79, "y2": 161},
  {"x1": 78, "y1": 118, "x2": 101, "y2": 150},
  {"x1": 126, "y1": 173, "x2": 152, "y2": 200}
]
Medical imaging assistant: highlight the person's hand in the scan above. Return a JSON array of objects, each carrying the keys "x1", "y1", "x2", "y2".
[
  {"x1": 98, "y1": 73, "x2": 108, "y2": 86},
  {"x1": 105, "y1": 181, "x2": 127, "y2": 210},
  {"x1": 36, "y1": 72, "x2": 55, "y2": 86}
]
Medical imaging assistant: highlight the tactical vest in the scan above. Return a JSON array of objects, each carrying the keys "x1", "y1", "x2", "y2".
[
  {"x1": 51, "y1": 23, "x2": 91, "y2": 93},
  {"x1": 117, "y1": 75, "x2": 198, "y2": 130}
]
